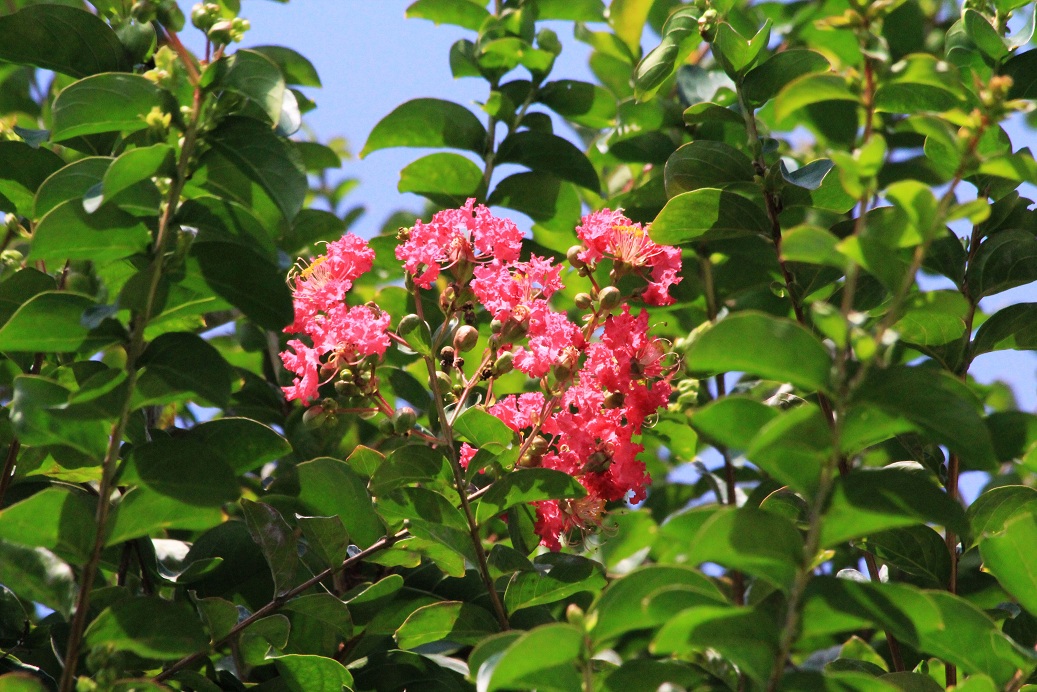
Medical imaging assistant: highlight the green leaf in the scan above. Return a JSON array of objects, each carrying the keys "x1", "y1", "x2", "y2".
[
  {"x1": 405, "y1": 0, "x2": 490, "y2": 31},
  {"x1": 52, "y1": 73, "x2": 176, "y2": 141},
  {"x1": 659, "y1": 506, "x2": 803, "y2": 589},
  {"x1": 135, "y1": 332, "x2": 233, "y2": 407},
  {"x1": 712, "y1": 20, "x2": 772, "y2": 79},
  {"x1": 691, "y1": 396, "x2": 779, "y2": 451},
  {"x1": 860, "y1": 526, "x2": 951, "y2": 588},
  {"x1": 634, "y1": 8, "x2": 702, "y2": 100},
  {"x1": 852, "y1": 366, "x2": 996, "y2": 470},
  {"x1": 774, "y1": 73, "x2": 858, "y2": 122},
  {"x1": 964, "y1": 9, "x2": 1008, "y2": 61},
  {"x1": 1004, "y1": 50, "x2": 1037, "y2": 99},
  {"x1": 821, "y1": 465, "x2": 968, "y2": 547},
  {"x1": 892, "y1": 290, "x2": 969, "y2": 346},
  {"x1": 0, "y1": 292, "x2": 116, "y2": 353},
  {"x1": 663, "y1": 141, "x2": 755, "y2": 196},
  {"x1": 0, "y1": 141, "x2": 64, "y2": 217},
  {"x1": 746, "y1": 404, "x2": 831, "y2": 495},
  {"x1": 482, "y1": 623, "x2": 583, "y2": 692},
  {"x1": 966, "y1": 485, "x2": 1037, "y2": 548},
  {"x1": 397, "y1": 152, "x2": 484, "y2": 207},
  {"x1": 683, "y1": 101, "x2": 744, "y2": 125},
  {"x1": 369, "y1": 445, "x2": 453, "y2": 497},
  {"x1": 0, "y1": 542, "x2": 76, "y2": 617},
  {"x1": 282, "y1": 594, "x2": 353, "y2": 657},
  {"x1": 495, "y1": 131, "x2": 599, "y2": 192},
  {"x1": 504, "y1": 553, "x2": 606, "y2": 612},
  {"x1": 215, "y1": 49, "x2": 286, "y2": 125},
  {"x1": 362, "y1": 98, "x2": 486, "y2": 157},
  {"x1": 649, "y1": 188, "x2": 771, "y2": 244},
  {"x1": 251, "y1": 45, "x2": 322, "y2": 87},
  {"x1": 298, "y1": 457, "x2": 384, "y2": 548},
  {"x1": 106, "y1": 488, "x2": 223, "y2": 546},
  {"x1": 683, "y1": 311, "x2": 833, "y2": 394},
  {"x1": 608, "y1": 0, "x2": 653, "y2": 56},
  {"x1": 0, "y1": 488, "x2": 95, "y2": 564},
  {"x1": 242, "y1": 499, "x2": 299, "y2": 597},
  {"x1": 874, "y1": 54, "x2": 966, "y2": 114},
  {"x1": 208, "y1": 117, "x2": 307, "y2": 221},
  {"x1": 185, "y1": 418, "x2": 291, "y2": 475},
  {"x1": 10, "y1": 376, "x2": 111, "y2": 459},
  {"x1": 102, "y1": 143, "x2": 175, "y2": 202},
  {"x1": 454, "y1": 407, "x2": 515, "y2": 449},
  {"x1": 742, "y1": 49, "x2": 831, "y2": 106},
  {"x1": 297, "y1": 515, "x2": 352, "y2": 568},
  {"x1": 476, "y1": 468, "x2": 587, "y2": 525},
  {"x1": 193, "y1": 241, "x2": 293, "y2": 331},
  {"x1": 0, "y1": 5, "x2": 130, "y2": 78},
  {"x1": 652, "y1": 605, "x2": 779, "y2": 683},
  {"x1": 781, "y1": 225, "x2": 846, "y2": 268},
  {"x1": 980, "y1": 510, "x2": 1037, "y2": 616},
  {"x1": 378, "y1": 487, "x2": 477, "y2": 565},
  {"x1": 538, "y1": 80, "x2": 617, "y2": 128},
  {"x1": 30, "y1": 199, "x2": 151, "y2": 265},
  {"x1": 35, "y1": 157, "x2": 110, "y2": 218},
  {"x1": 123, "y1": 437, "x2": 241, "y2": 507},
  {"x1": 271, "y1": 655, "x2": 354, "y2": 692},
  {"x1": 84, "y1": 597, "x2": 207, "y2": 659},
  {"x1": 974, "y1": 302, "x2": 1037, "y2": 354},
  {"x1": 395, "y1": 601, "x2": 500, "y2": 649},
  {"x1": 590, "y1": 565, "x2": 725, "y2": 645},
  {"x1": 537, "y1": 0, "x2": 605, "y2": 21},
  {"x1": 969, "y1": 230, "x2": 1037, "y2": 301}
]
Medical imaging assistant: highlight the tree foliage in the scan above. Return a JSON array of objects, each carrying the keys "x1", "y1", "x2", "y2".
[{"x1": 0, "y1": 0, "x2": 1036, "y2": 691}]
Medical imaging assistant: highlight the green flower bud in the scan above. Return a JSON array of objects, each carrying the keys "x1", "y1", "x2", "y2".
[
  {"x1": 566, "y1": 245, "x2": 586, "y2": 269},
  {"x1": 397, "y1": 313, "x2": 421, "y2": 335},
  {"x1": 453, "y1": 325, "x2": 479, "y2": 353},
  {"x1": 302, "y1": 405, "x2": 327, "y2": 429},
  {"x1": 492, "y1": 351, "x2": 514, "y2": 376},
  {"x1": 597, "y1": 286, "x2": 622, "y2": 312},
  {"x1": 574, "y1": 292, "x2": 592, "y2": 310},
  {"x1": 393, "y1": 406, "x2": 417, "y2": 433}
]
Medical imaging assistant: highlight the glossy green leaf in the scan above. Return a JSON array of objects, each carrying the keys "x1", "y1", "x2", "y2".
[
  {"x1": 781, "y1": 225, "x2": 846, "y2": 268},
  {"x1": 102, "y1": 144, "x2": 175, "y2": 202},
  {"x1": 663, "y1": 141, "x2": 755, "y2": 196},
  {"x1": 691, "y1": 396, "x2": 779, "y2": 451},
  {"x1": 539, "y1": 80, "x2": 617, "y2": 128},
  {"x1": 0, "y1": 488, "x2": 95, "y2": 563},
  {"x1": 476, "y1": 468, "x2": 586, "y2": 524},
  {"x1": 974, "y1": 302, "x2": 1037, "y2": 355},
  {"x1": 215, "y1": 49, "x2": 286, "y2": 124},
  {"x1": 272, "y1": 654, "x2": 354, "y2": 692},
  {"x1": 209, "y1": 117, "x2": 307, "y2": 221},
  {"x1": 874, "y1": 54, "x2": 966, "y2": 114},
  {"x1": 84, "y1": 597, "x2": 208, "y2": 659},
  {"x1": 966, "y1": 485, "x2": 1037, "y2": 548},
  {"x1": 106, "y1": 488, "x2": 223, "y2": 546},
  {"x1": 495, "y1": 131, "x2": 599, "y2": 191},
  {"x1": 652, "y1": 605, "x2": 779, "y2": 683},
  {"x1": 659, "y1": 506, "x2": 803, "y2": 589},
  {"x1": 1004, "y1": 50, "x2": 1037, "y2": 99},
  {"x1": 30, "y1": 199, "x2": 151, "y2": 265},
  {"x1": 0, "y1": 5, "x2": 130, "y2": 78},
  {"x1": 282, "y1": 594, "x2": 353, "y2": 657},
  {"x1": 980, "y1": 510, "x2": 1037, "y2": 615},
  {"x1": 251, "y1": 45, "x2": 322, "y2": 87},
  {"x1": 968, "y1": 229, "x2": 1037, "y2": 300},
  {"x1": 135, "y1": 332, "x2": 233, "y2": 407},
  {"x1": 362, "y1": 98, "x2": 486, "y2": 157},
  {"x1": 963, "y1": 9, "x2": 1008, "y2": 61},
  {"x1": 123, "y1": 437, "x2": 240, "y2": 507},
  {"x1": 397, "y1": 152, "x2": 484, "y2": 208},
  {"x1": 860, "y1": 526, "x2": 951, "y2": 588},
  {"x1": 405, "y1": 0, "x2": 490, "y2": 31},
  {"x1": 395, "y1": 601, "x2": 499, "y2": 649},
  {"x1": 242, "y1": 499, "x2": 299, "y2": 597},
  {"x1": 0, "y1": 542, "x2": 76, "y2": 617},
  {"x1": 742, "y1": 49, "x2": 831, "y2": 106},
  {"x1": 590, "y1": 564, "x2": 725, "y2": 645},
  {"x1": 852, "y1": 366, "x2": 996, "y2": 470},
  {"x1": 683, "y1": 311, "x2": 833, "y2": 393},
  {"x1": 369, "y1": 445, "x2": 453, "y2": 497},
  {"x1": 454, "y1": 406, "x2": 515, "y2": 449},
  {"x1": 649, "y1": 188, "x2": 771, "y2": 244},
  {"x1": 712, "y1": 20, "x2": 772, "y2": 79},
  {"x1": 634, "y1": 7, "x2": 701, "y2": 100},
  {"x1": 52, "y1": 73, "x2": 176, "y2": 141},
  {"x1": 298, "y1": 457, "x2": 384, "y2": 548},
  {"x1": 193, "y1": 241, "x2": 293, "y2": 331},
  {"x1": 9, "y1": 375, "x2": 111, "y2": 459},
  {"x1": 0, "y1": 141, "x2": 64, "y2": 217},
  {"x1": 537, "y1": 0, "x2": 605, "y2": 21},
  {"x1": 774, "y1": 73, "x2": 858, "y2": 122},
  {"x1": 746, "y1": 404, "x2": 831, "y2": 495},
  {"x1": 504, "y1": 553, "x2": 606, "y2": 612},
  {"x1": 378, "y1": 487, "x2": 477, "y2": 564},
  {"x1": 296, "y1": 515, "x2": 352, "y2": 568},
  {"x1": 821, "y1": 465, "x2": 968, "y2": 547},
  {"x1": 892, "y1": 290, "x2": 969, "y2": 346},
  {"x1": 184, "y1": 418, "x2": 291, "y2": 476},
  {"x1": 482, "y1": 623, "x2": 583, "y2": 692},
  {"x1": 0, "y1": 292, "x2": 115, "y2": 353}
]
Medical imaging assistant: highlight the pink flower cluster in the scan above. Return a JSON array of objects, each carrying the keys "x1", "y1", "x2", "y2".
[
  {"x1": 280, "y1": 235, "x2": 390, "y2": 403},
  {"x1": 576, "y1": 208, "x2": 682, "y2": 306},
  {"x1": 396, "y1": 198, "x2": 523, "y2": 288},
  {"x1": 490, "y1": 307, "x2": 673, "y2": 550}
]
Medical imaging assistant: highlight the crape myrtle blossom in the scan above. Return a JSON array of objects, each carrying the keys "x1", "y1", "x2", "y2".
[
  {"x1": 396, "y1": 198, "x2": 523, "y2": 288},
  {"x1": 280, "y1": 234, "x2": 390, "y2": 404},
  {"x1": 575, "y1": 208, "x2": 682, "y2": 306}
]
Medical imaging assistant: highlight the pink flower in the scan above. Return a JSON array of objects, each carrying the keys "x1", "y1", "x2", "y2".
[
  {"x1": 459, "y1": 443, "x2": 477, "y2": 470},
  {"x1": 396, "y1": 199, "x2": 523, "y2": 288},
  {"x1": 489, "y1": 392, "x2": 546, "y2": 432},
  {"x1": 575, "y1": 208, "x2": 682, "y2": 305},
  {"x1": 514, "y1": 305, "x2": 584, "y2": 378},
  {"x1": 288, "y1": 234, "x2": 376, "y2": 329},
  {"x1": 471, "y1": 256, "x2": 564, "y2": 322}
]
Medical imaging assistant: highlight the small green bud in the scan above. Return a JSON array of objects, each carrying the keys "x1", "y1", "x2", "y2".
[
  {"x1": 397, "y1": 313, "x2": 421, "y2": 335},
  {"x1": 566, "y1": 603, "x2": 585, "y2": 626},
  {"x1": 597, "y1": 286, "x2": 622, "y2": 312},
  {"x1": 492, "y1": 351, "x2": 514, "y2": 376},
  {"x1": 566, "y1": 245, "x2": 586, "y2": 269},
  {"x1": 393, "y1": 406, "x2": 417, "y2": 433},
  {"x1": 378, "y1": 417, "x2": 395, "y2": 434},
  {"x1": 434, "y1": 371, "x2": 452, "y2": 391},
  {"x1": 131, "y1": 0, "x2": 157, "y2": 23},
  {"x1": 453, "y1": 325, "x2": 479, "y2": 353},
  {"x1": 574, "y1": 292, "x2": 592, "y2": 310},
  {"x1": 490, "y1": 318, "x2": 504, "y2": 334},
  {"x1": 207, "y1": 18, "x2": 234, "y2": 44},
  {"x1": 302, "y1": 405, "x2": 327, "y2": 429},
  {"x1": 190, "y1": 2, "x2": 219, "y2": 31}
]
